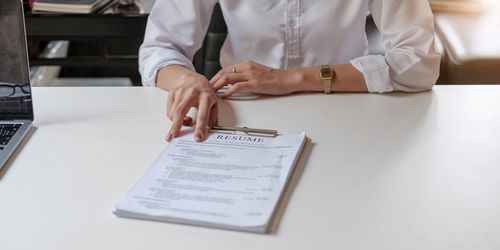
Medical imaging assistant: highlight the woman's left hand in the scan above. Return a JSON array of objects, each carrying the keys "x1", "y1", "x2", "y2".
[{"x1": 209, "y1": 60, "x2": 301, "y2": 98}]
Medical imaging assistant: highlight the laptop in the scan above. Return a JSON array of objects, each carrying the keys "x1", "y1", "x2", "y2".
[{"x1": 0, "y1": 0, "x2": 34, "y2": 170}]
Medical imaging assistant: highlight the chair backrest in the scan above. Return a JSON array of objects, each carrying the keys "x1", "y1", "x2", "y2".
[{"x1": 193, "y1": 3, "x2": 227, "y2": 79}]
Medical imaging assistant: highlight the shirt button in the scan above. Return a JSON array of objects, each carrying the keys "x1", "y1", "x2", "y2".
[{"x1": 289, "y1": 19, "x2": 296, "y2": 26}]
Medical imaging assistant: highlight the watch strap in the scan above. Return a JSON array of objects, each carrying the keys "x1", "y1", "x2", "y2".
[
  {"x1": 320, "y1": 65, "x2": 334, "y2": 94},
  {"x1": 323, "y1": 78, "x2": 332, "y2": 94}
]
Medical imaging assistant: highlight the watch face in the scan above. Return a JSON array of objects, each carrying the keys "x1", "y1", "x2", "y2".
[{"x1": 321, "y1": 68, "x2": 333, "y2": 78}]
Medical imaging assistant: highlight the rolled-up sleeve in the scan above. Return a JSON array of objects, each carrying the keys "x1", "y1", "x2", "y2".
[
  {"x1": 139, "y1": 0, "x2": 218, "y2": 87},
  {"x1": 350, "y1": 0, "x2": 441, "y2": 93}
]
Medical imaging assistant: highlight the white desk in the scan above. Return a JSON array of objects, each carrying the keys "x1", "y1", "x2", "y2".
[{"x1": 1, "y1": 86, "x2": 500, "y2": 250}]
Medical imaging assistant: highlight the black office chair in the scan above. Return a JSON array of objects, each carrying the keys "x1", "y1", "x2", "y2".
[{"x1": 193, "y1": 4, "x2": 227, "y2": 80}]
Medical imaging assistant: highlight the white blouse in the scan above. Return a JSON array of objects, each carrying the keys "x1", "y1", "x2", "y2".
[{"x1": 139, "y1": 0, "x2": 440, "y2": 93}]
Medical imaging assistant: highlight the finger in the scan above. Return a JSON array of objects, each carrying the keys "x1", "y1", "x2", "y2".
[
  {"x1": 209, "y1": 62, "x2": 247, "y2": 85},
  {"x1": 166, "y1": 92, "x2": 175, "y2": 120},
  {"x1": 194, "y1": 94, "x2": 214, "y2": 142},
  {"x1": 209, "y1": 67, "x2": 233, "y2": 85},
  {"x1": 167, "y1": 90, "x2": 183, "y2": 121},
  {"x1": 183, "y1": 116, "x2": 193, "y2": 126},
  {"x1": 224, "y1": 82, "x2": 250, "y2": 98},
  {"x1": 212, "y1": 73, "x2": 248, "y2": 91},
  {"x1": 209, "y1": 69, "x2": 224, "y2": 85},
  {"x1": 167, "y1": 98, "x2": 191, "y2": 142},
  {"x1": 209, "y1": 102, "x2": 219, "y2": 126}
]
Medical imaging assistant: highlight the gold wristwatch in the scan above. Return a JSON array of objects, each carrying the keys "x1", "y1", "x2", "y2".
[{"x1": 320, "y1": 65, "x2": 335, "y2": 94}]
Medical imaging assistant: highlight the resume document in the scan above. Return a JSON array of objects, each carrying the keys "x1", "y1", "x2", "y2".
[{"x1": 114, "y1": 130, "x2": 306, "y2": 233}]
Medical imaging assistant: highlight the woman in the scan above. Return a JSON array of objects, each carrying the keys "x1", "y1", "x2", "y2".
[{"x1": 139, "y1": 0, "x2": 440, "y2": 142}]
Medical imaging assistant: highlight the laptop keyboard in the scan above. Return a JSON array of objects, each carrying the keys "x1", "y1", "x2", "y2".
[{"x1": 0, "y1": 124, "x2": 22, "y2": 150}]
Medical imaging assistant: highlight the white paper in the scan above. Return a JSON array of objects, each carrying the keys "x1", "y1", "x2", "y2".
[{"x1": 114, "y1": 129, "x2": 306, "y2": 233}]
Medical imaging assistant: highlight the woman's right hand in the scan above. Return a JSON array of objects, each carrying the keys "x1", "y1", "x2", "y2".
[{"x1": 165, "y1": 72, "x2": 218, "y2": 142}]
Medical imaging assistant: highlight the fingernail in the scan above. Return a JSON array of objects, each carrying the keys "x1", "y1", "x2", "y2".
[
  {"x1": 195, "y1": 133, "x2": 202, "y2": 141},
  {"x1": 166, "y1": 133, "x2": 173, "y2": 142}
]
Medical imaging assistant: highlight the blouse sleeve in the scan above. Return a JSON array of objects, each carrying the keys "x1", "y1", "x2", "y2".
[
  {"x1": 139, "y1": 0, "x2": 218, "y2": 86},
  {"x1": 350, "y1": 0, "x2": 441, "y2": 93}
]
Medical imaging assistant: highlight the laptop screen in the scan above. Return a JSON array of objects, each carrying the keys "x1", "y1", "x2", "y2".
[{"x1": 0, "y1": 0, "x2": 34, "y2": 120}]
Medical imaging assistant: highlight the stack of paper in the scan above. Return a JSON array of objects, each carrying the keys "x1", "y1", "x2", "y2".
[
  {"x1": 32, "y1": 0, "x2": 112, "y2": 14},
  {"x1": 114, "y1": 130, "x2": 307, "y2": 233}
]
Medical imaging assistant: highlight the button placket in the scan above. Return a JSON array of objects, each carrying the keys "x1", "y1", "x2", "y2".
[{"x1": 286, "y1": 0, "x2": 301, "y2": 69}]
